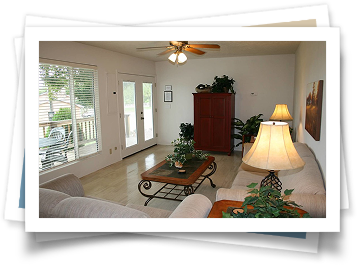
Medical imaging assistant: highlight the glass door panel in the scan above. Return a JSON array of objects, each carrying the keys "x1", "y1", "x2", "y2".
[
  {"x1": 143, "y1": 82, "x2": 154, "y2": 141},
  {"x1": 118, "y1": 73, "x2": 156, "y2": 158},
  {"x1": 123, "y1": 81, "x2": 137, "y2": 147}
]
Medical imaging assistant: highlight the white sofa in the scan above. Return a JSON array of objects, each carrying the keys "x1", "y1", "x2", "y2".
[
  {"x1": 216, "y1": 142, "x2": 326, "y2": 218},
  {"x1": 40, "y1": 174, "x2": 212, "y2": 218}
]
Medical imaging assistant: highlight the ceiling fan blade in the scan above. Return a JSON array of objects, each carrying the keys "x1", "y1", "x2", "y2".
[
  {"x1": 137, "y1": 46, "x2": 173, "y2": 50},
  {"x1": 185, "y1": 47, "x2": 206, "y2": 55},
  {"x1": 157, "y1": 47, "x2": 175, "y2": 55},
  {"x1": 188, "y1": 44, "x2": 220, "y2": 49}
]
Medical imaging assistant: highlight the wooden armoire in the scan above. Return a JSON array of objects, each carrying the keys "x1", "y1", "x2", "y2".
[{"x1": 193, "y1": 93, "x2": 235, "y2": 155}]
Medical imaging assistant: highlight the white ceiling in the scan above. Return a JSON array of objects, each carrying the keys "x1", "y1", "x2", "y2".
[{"x1": 76, "y1": 41, "x2": 301, "y2": 62}]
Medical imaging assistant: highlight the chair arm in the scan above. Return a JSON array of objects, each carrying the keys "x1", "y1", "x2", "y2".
[
  {"x1": 39, "y1": 173, "x2": 85, "y2": 197},
  {"x1": 216, "y1": 187, "x2": 250, "y2": 202},
  {"x1": 169, "y1": 194, "x2": 212, "y2": 218}
]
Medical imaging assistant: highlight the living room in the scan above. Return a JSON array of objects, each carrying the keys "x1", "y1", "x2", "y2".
[{"x1": 37, "y1": 37, "x2": 328, "y2": 221}]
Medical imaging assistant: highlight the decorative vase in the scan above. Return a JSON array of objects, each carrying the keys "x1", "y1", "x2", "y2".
[
  {"x1": 195, "y1": 86, "x2": 211, "y2": 93},
  {"x1": 175, "y1": 161, "x2": 183, "y2": 168}
]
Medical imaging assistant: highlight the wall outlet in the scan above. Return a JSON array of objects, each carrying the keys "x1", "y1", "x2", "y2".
[{"x1": 110, "y1": 149, "x2": 112, "y2": 154}]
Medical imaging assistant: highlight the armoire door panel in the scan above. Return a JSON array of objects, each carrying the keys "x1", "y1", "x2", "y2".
[
  {"x1": 196, "y1": 118, "x2": 212, "y2": 149},
  {"x1": 198, "y1": 98, "x2": 212, "y2": 117},
  {"x1": 212, "y1": 118, "x2": 226, "y2": 148},
  {"x1": 211, "y1": 97, "x2": 226, "y2": 117}
]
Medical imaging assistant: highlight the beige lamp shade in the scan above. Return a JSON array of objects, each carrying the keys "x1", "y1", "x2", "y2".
[
  {"x1": 242, "y1": 121, "x2": 305, "y2": 171},
  {"x1": 269, "y1": 104, "x2": 293, "y2": 121}
]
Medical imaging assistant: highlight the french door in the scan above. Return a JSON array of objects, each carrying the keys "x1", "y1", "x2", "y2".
[{"x1": 118, "y1": 73, "x2": 156, "y2": 158}]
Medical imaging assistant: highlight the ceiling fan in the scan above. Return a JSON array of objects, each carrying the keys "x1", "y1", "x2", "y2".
[{"x1": 136, "y1": 41, "x2": 220, "y2": 64}]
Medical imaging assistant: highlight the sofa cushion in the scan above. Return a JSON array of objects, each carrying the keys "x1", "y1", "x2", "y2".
[
  {"x1": 293, "y1": 142, "x2": 315, "y2": 158},
  {"x1": 39, "y1": 188, "x2": 71, "y2": 218},
  {"x1": 287, "y1": 193, "x2": 326, "y2": 218},
  {"x1": 231, "y1": 171, "x2": 267, "y2": 189},
  {"x1": 51, "y1": 197, "x2": 150, "y2": 218},
  {"x1": 126, "y1": 204, "x2": 172, "y2": 218},
  {"x1": 279, "y1": 156, "x2": 325, "y2": 195},
  {"x1": 216, "y1": 187, "x2": 250, "y2": 202}
]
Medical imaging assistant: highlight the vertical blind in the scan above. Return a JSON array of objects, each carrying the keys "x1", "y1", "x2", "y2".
[{"x1": 38, "y1": 60, "x2": 101, "y2": 172}]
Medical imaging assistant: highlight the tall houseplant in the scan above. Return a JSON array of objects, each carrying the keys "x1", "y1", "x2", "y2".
[
  {"x1": 211, "y1": 75, "x2": 236, "y2": 94},
  {"x1": 233, "y1": 114, "x2": 263, "y2": 147}
]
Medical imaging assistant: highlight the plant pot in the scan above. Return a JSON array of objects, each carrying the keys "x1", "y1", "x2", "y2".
[
  {"x1": 223, "y1": 87, "x2": 229, "y2": 93},
  {"x1": 175, "y1": 161, "x2": 183, "y2": 168}
]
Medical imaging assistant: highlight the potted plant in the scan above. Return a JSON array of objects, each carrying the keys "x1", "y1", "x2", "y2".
[
  {"x1": 222, "y1": 183, "x2": 311, "y2": 218},
  {"x1": 211, "y1": 75, "x2": 236, "y2": 94},
  {"x1": 179, "y1": 123, "x2": 194, "y2": 141},
  {"x1": 165, "y1": 137, "x2": 209, "y2": 168},
  {"x1": 233, "y1": 114, "x2": 263, "y2": 147}
]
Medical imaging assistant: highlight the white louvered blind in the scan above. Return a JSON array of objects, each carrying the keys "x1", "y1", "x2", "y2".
[{"x1": 38, "y1": 60, "x2": 101, "y2": 172}]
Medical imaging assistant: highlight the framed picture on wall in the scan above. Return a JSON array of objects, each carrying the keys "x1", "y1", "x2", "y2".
[
  {"x1": 305, "y1": 80, "x2": 323, "y2": 141},
  {"x1": 164, "y1": 91, "x2": 172, "y2": 102}
]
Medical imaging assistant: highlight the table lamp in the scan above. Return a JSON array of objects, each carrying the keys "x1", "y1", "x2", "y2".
[
  {"x1": 269, "y1": 104, "x2": 293, "y2": 121},
  {"x1": 242, "y1": 121, "x2": 305, "y2": 191}
]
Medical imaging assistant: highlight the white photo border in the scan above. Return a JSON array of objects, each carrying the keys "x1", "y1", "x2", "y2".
[{"x1": 25, "y1": 26, "x2": 340, "y2": 232}]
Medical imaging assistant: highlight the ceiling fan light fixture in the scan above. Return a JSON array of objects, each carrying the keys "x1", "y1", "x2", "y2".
[
  {"x1": 168, "y1": 52, "x2": 177, "y2": 63},
  {"x1": 177, "y1": 52, "x2": 187, "y2": 63}
]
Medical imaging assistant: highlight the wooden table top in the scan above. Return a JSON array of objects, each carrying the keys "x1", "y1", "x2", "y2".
[
  {"x1": 141, "y1": 156, "x2": 215, "y2": 186},
  {"x1": 208, "y1": 200, "x2": 308, "y2": 218}
]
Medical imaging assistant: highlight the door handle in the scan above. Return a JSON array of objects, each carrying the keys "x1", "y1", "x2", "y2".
[{"x1": 141, "y1": 117, "x2": 144, "y2": 120}]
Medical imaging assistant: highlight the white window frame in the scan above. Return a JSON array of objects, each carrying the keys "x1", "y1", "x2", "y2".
[{"x1": 39, "y1": 58, "x2": 102, "y2": 172}]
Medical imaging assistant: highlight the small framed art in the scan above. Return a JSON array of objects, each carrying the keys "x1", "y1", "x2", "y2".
[{"x1": 164, "y1": 91, "x2": 172, "y2": 102}]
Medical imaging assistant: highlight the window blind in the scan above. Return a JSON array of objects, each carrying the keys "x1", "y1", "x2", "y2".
[{"x1": 38, "y1": 62, "x2": 101, "y2": 172}]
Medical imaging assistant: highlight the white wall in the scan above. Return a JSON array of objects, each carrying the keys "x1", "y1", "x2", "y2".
[
  {"x1": 39, "y1": 41, "x2": 156, "y2": 183},
  {"x1": 293, "y1": 41, "x2": 326, "y2": 180},
  {"x1": 155, "y1": 54, "x2": 295, "y2": 148}
]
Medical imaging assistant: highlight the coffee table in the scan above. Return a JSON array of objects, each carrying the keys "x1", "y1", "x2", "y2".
[{"x1": 139, "y1": 156, "x2": 217, "y2": 206}]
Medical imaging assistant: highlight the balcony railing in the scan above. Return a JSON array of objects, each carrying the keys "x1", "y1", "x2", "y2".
[{"x1": 39, "y1": 117, "x2": 97, "y2": 144}]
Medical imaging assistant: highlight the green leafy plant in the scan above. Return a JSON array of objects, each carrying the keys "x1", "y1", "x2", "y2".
[
  {"x1": 233, "y1": 114, "x2": 263, "y2": 147},
  {"x1": 179, "y1": 123, "x2": 194, "y2": 141},
  {"x1": 165, "y1": 138, "x2": 209, "y2": 167},
  {"x1": 211, "y1": 75, "x2": 235, "y2": 94},
  {"x1": 222, "y1": 183, "x2": 311, "y2": 218}
]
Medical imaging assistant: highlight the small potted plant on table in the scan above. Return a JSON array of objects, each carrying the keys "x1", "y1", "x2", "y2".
[{"x1": 165, "y1": 138, "x2": 208, "y2": 168}]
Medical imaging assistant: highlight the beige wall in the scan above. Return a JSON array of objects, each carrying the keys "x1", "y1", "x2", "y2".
[
  {"x1": 155, "y1": 54, "x2": 296, "y2": 148},
  {"x1": 293, "y1": 41, "x2": 326, "y2": 181}
]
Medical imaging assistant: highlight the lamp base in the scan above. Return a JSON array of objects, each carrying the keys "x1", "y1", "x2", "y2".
[{"x1": 260, "y1": 170, "x2": 282, "y2": 192}]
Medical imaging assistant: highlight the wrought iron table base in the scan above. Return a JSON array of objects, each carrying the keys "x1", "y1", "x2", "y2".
[{"x1": 138, "y1": 161, "x2": 217, "y2": 206}]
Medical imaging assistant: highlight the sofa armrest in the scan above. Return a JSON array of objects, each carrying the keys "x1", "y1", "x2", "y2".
[
  {"x1": 39, "y1": 188, "x2": 71, "y2": 218},
  {"x1": 169, "y1": 194, "x2": 212, "y2": 218},
  {"x1": 39, "y1": 173, "x2": 85, "y2": 197},
  {"x1": 288, "y1": 194, "x2": 326, "y2": 218},
  {"x1": 216, "y1": 187, "x2": 250, "y2": 202}
]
